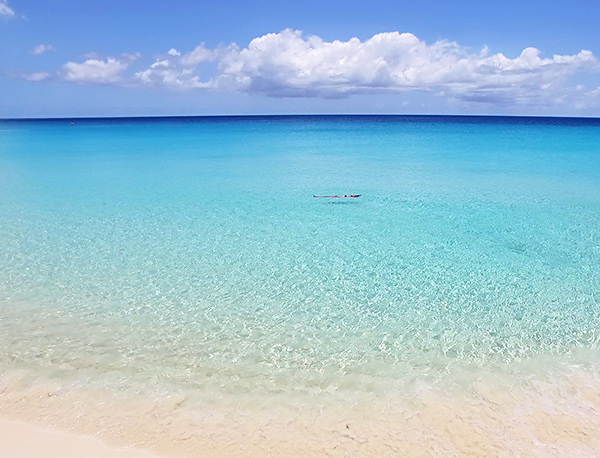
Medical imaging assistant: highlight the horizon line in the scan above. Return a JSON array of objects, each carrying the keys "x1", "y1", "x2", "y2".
[{"x1": 2, "y1": 113, "x2": 600, "y2": 122}]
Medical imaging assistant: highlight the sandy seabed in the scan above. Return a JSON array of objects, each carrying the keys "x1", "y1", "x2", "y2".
[{"x1": 1, "y1": 363, "x2": 600, "y2": 458}]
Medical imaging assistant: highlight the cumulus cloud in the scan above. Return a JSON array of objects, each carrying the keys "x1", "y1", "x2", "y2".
[
  {"x1": 60, "y1": 56, "x2": 135, "y2": 83},
  {"x1": 24, "y1": 30, "x2": 600, "y2": 107},
  {"x1": 129, "y1": 30, "x2": 598, "y2": 105},
  {"x1": 210, "y1": 30, "x2": 598, "y2": 102},
  {"x1": 32, "y1": 44, "x2": 55, "y2": 55},
  {"x1": 134, "y1": 44, "x2": 218, "y2": 89},
  {"x1": 0, "y1": 0, "x2": 14, "y2": 17}
]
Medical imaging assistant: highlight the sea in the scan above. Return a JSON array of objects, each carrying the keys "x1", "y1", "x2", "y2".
[{"x1": 1, "y1": 115, "x2": 599, "y2": 456}]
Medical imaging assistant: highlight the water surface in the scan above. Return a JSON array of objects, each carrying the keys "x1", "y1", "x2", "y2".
[{"x1": 1, "y1": 115, "x2": 600, "y2": 455}]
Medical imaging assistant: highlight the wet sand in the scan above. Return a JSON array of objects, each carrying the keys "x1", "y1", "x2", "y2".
[{"x1": 1, "y1": 364, "x2": 600, "y2": 457}]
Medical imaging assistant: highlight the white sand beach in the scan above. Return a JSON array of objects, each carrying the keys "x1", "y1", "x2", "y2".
[
  {"x1": 0, "y1": 419, "x2": 161, "y2": 458},
  {"x1": 1, "y1": 361, "x2": 600, "y2": 458}
]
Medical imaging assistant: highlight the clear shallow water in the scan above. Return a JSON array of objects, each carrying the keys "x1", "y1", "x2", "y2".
[{"x1": 1, "y1": 116, "x2": 600, "y2": 426}]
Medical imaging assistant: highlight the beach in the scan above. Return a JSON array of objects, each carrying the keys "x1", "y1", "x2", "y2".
[
  {"x1": 1, "y1": 115, "x2": 599, "y2": 456},
  {"x1": 0, "y1": 419, "x2": 161, "y2": 458},
  {"x1": 2, "y1": 357, "x2": 600, "y2": 456}
]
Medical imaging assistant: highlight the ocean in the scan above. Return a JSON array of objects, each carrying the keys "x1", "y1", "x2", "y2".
[{"x1": 1, "y1": 115, "x2": 599, "y2": 456}]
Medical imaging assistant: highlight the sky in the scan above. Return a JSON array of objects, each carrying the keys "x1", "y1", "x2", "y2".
[{"x1": 1, "y1": 0, "x2": 600, "y2": 118}]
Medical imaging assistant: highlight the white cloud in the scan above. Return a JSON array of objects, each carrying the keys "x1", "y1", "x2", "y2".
[
  {"x1": 128, "y1": 30, "x2": 598, "y2": 106},
  {"x1": 0, "y1": 0, "x2": 14, "y2": 17},
  {"x1": 588, "y1": 87, "x2": 600, "y2": 97},
  {"x1": 24, "y1": 71, "x2": 52, "y2": 82},
  {"x1": 210, "y1": 30, "x2": 598, "y2": 102},
  {"x1": 181, "y1": 44, "x2": 217, "y2": 66},
  {"x1": 134, "y1": 44, "x2": 217, "y2": 89},
  {"x1": 24, "y1": 30, "x2": 600, "y2": 108},
  {"x1": 61, "y1": 57, "x2": 132, "y2": 84},
  {"x1": 32, "y1": 44, "x2": 55, "y2": 55}
]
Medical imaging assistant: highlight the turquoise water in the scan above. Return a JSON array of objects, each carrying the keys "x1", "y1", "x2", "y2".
[{"x1": 1, "y1": 115, "x2": 600, "y2": 408}]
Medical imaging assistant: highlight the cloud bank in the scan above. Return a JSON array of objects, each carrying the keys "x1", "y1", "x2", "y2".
[
  {"x1": 208, "y1": 30, "x2": 597, "y2": 103},
  {"x1": 26, "y1": 30, "x2": 600, "y2": 106},
  {"x1": 0, "y1": 0, "x2": 15, "y2": 17}
]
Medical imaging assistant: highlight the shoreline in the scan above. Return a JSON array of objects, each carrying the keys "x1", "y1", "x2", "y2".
[{"x1": 2, "y1": 360, "x2": 600, "y2": 457}]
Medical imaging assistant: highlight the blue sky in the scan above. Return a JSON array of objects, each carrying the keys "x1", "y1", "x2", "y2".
[{"x1": 2, "y1": 0, "x2": 600, "y2": 118}]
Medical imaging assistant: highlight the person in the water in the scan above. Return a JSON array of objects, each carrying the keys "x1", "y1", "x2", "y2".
[{"x1": 313, "y1": 194, "x2": 361, "y2": 198}]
